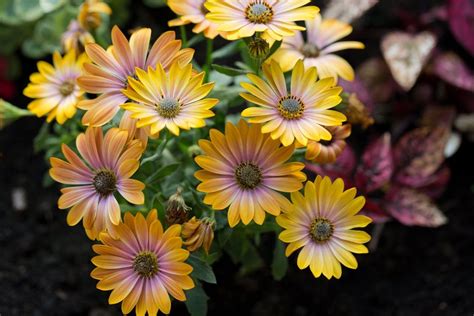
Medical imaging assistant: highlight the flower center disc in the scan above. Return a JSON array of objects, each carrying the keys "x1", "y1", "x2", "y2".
[
  {"x1": 246, "y1": 2, "x2": 273, "y2": 24},
  {"x1": 133, "y1": 251, "x2": 158, "y2": 278},
  {"x1": 235, "y1": 162, "x2": 262, "y2": 189},
  {"x1": 302, "y1": 43, "x2": 320, "y2": 58},
  {"x1": 93, "y1": 169, "x2": 117, "y2": 196},
  {"x1": 157, "y1": 98, "x2": 181, "y2": 119},
  {"x1": 278, "y1": 96, "x2": 304, "y2": 120},
  {"x1": 59, "y1": 80, "x2": 75, "y2": 97},
  {"x1": 310, "y1": 218, "x2": 334, "y2": 242}
]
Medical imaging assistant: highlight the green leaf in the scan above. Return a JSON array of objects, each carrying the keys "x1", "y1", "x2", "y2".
[
  {"x1": 185, "y1": 281, "x2": 209, "y2": 316},
  {"x1": 212, "y1": 64, "x2": 250, "y2": 77},
  {"x1": 188, "y1": 254, "x2": 217, "y2": 284},
  {"x1": 271, "y1": 238, "x2": 288, "y2": 281},
  {"x1": 145, "y1": 163, "x2": 181, "y2": 184},
  {"x1": 39, "y1": 0, "x2": 65, "y2": 13},
  {"x1": 211, "y1": 40, "x2": 243, "y2": 59}
]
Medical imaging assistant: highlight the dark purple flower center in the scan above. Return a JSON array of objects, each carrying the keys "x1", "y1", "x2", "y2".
[
  {"x1": 235, "y1": 162, "x2": 262, "y2": 189},
  {"x1": 93, "y1": 169, "x2": 117, "y2": 196},
  {"x1": 310, "y1": 218, "x2": 334, "y2": 242},
  {"x1": 133, "y1": 251, "x2": 158, "y2": 278}
]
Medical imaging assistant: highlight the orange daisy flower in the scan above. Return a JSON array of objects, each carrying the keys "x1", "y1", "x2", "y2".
[
  {"x1": 195, "y1": 120, "x2": 306, "y2": 227},
  {"x1": 78, "y1": 26, "x2": 194, "y2": 126},
  {"x1": 49, "y1": 127, "x2": 145, "y2": 239},
  {"x1": 91, "y1": 210, "x2": 194, "y2": 315}
]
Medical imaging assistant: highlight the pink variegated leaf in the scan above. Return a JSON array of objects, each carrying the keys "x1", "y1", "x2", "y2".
[
  {"x1": 448, "y1": 0, "x2": 474, "y2": 56},
  {"x1": 357, "y1": 58, "x2": 397, "y2": 103},
  {"x1": 324, "y1": 0, "x2": 378, "y2": 23},
  {"x1": 385, "y1": 187, "x2": 447, "y2": 227},
  {"x1": 305, "y1": 145, "x2": 356, "y2": 186},
  {"x1": 381, "y1": 31, "x2": 437, "y2": 91},
  {"x1": 355, "y1": 133, "x2": 393, "y2": 193},
  {"x1": 417, "y1": 165, "x2": 451, "y2": 199},
  {"x1": 360, "y1": 198, "x2": 391, "y2": 224},
  {"x1": 394, "y1": 127, "x2": 450, "y2": 188},
  {"x1": 433, "y1": 52, "x2": 474, "y2": 92}
]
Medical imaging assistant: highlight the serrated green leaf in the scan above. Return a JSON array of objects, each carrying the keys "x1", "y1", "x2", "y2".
[
  {"x1": 271, "y1": 238, "x2": 288, "y2": 281},
  {"x1": 212, "y1": 64, "x2": 250, "y2": 77},
  {"x1": 188, "y1": 254, "x2": 217, "y2": 284}
]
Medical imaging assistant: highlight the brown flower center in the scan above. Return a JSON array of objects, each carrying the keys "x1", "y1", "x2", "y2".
[
  {"x1": 157, "y1": 98, "x2": 181, "y2": 119},
  {"x1": 246, "y1": 2, "x2": 273, "y2": 24},
  {"x1": 310, "y1": 218, "x2": 334, "y2": 242},
  {"x1": 59, "y1": 80, "x2": 75, "y2": 97},
  {"x1": 278, "y1": 95, "x2": 304, "y2": 120},
  {"x1": 133, "y1": 251, "x2": 158, "y2": 278},
  {"x1": 301, "y1": 42, "x2": 320, "y2": 58},
  {"x1": 93, "y1": 169, "x2": 117, "y2": 196},
  {"x1": 235, "y1": 162, "x2": 262, "y2": 189}
]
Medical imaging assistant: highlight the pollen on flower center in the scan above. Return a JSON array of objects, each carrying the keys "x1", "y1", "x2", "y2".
[
  {"x1": 93, "y1": 169, "x2": 117, "y2": 196},
  {"x1": 302, "y1": 42, "x2": 320, "y2": 58},
  {"x1": 59, "y1": 80, "x2": 75, "y2": 96},
  {"x1": 235, "y1": 162, "x2": 262, "y2": 189},
  {"x1": 246, "y1": 2, "x2": 273, "y2": 24},
  {"x1": 157, "y1": 97, "x2": 181, "y2": 119},
  {"x1": 310, "y1": 218, "x2": 334, "y2": 242},
  {"x1": 133, "y1": 251, "x2": 159, "y2": 278},
  {"x1": 278, "y1": 96, "x2": 305, "y2": 120}
]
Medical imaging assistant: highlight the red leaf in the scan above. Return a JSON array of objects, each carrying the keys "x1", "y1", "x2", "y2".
[
  {"x1": 355, "y1": 133, "x2": 393, "y2": 193},
  {"x1": 385, "y1": 187, "x2": 447, "y2": 227},
  {"x1": 448, "y1": 0, "x2": 474, "y2": 56},
  {"x1": 433, "y1": 52, "x2": 474, "y2": 92},
  {"x1": 361, "y1": 198, "x2": 391, "y2": 224},
  {"x1": 305, "y1": 145, "x2": 356, "y2": 186},
  {"x1": 393, "y1": 127, "x2": 450, "y2": 188}
]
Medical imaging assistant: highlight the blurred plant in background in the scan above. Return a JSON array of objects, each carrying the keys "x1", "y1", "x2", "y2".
[{"x1": 2, "y1": 0, "x2": 473, "y2": 315}]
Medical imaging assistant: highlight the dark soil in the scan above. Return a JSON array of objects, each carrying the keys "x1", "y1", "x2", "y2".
[{"x1": 1, "y1": 113, "x2": 473, "y2": 316}]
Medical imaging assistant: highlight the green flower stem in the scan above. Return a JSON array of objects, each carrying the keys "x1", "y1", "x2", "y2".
[
  {"x1": 141, "y1": 131, "x2": 170, "y2": 165},
  {"x1": 180, "y1": 25, "x2": 188, "y2": 47},
  {"x1": 204, "y1": 38, "x2": 213, "y2": 82}
]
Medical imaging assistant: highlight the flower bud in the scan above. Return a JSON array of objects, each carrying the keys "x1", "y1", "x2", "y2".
[
  {"x1": 342, "y1": 93, "x2": 374, "y2": 129},
  {"x1": 182, "y1": 216, "x2": 216, "y2": 254},
  {"x1": 0, "y1": 99, "x2": 33, "y2": 130},
  {"x1": 165, "y1": 187, "x2": 191, "y2": 225},
  {"x1": 248, "y1": 37, "x2": 270, "y2": 59}
]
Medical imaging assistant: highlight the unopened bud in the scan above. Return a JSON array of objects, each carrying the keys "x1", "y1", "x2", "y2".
[
  {"x1": 248, "y1": 37, "x2": 270, "y2": 59},
  {"x1": 182, "y1": 216, "x2": 216, "y2": 254},
  {"x1": 342, "y1": 93, "x2": 374, "y2": 129},
  {"x1": 165, "y1": 187, "x2": 191, "y2": 225}
]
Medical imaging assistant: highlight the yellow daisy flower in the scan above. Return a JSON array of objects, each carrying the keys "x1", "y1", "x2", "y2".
[
  {"x1": 122, "y1": 62, "x2": 218, "y2": 136},
  {"x1": 277, "y1": 176, "x2": 372, "y2": 279},
  {"x1": 195, "y1": 120, "x2": 307, "y2": 227},
  {"x1": 91, "y1": 210, "x2": 194, "y2": 315},
  {"x1": 241, "y1": 60, "x2": 346, "y2": 147},
  {"x1": 168, "y1": 0, "x2": 225, "y2": 39},
  {"x1": 23, "y1": 50, "x2": 87, "y2": 124},
  {"x1": 269, "y1": 13, "x2": 364, "y2": 80},
  {"x1": 205, "y1": 0, "x2": 319, "y2": 41}
]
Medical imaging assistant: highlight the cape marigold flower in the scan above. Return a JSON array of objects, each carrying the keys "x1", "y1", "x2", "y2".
[
  {"x1": 205, "y1": 0, "x2": 319, "y2": 41},
  {"x1": 122, "y1": 62, "x2": 218, "y2": 136},
  {"x1": 23, "y1": 50, "x2": 87, "y2": 124},
  {"x1": 305, "y1": 124, "x2": 352, "y2": 163},
  {"x1": 78, "y1": 0, "x2": 112, "y2": 30},
  {"x1": 77, "y1": 26, "x2": 194, "y2": 127},
  {"x1": 195, "y1": 120, "x2": 307, "y2": 227},
  {"x1": 269, "y1": 13, "x2": 364, "y2": 80},
  {"x1": 277, "y1": 176, "x2": 372, "y2": 279},
  {"x1": 91, "y1": 210, "x2": 194, "y2": 315},
  {"x1": 241, "y1": 60, "x2": 346, "y2": 147},
  {"x1": 168, "y1": 0, "x2": 225, "y2": 39},
  {"x1": 62, "y1": 20, "x2": 95, "y2": 53},
  {"x1": 182, "y1": 216, "x2": 216, "y2": 254},
  {"x1": 49, "y1": 127, "x2": 145, "y2": 240}
]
